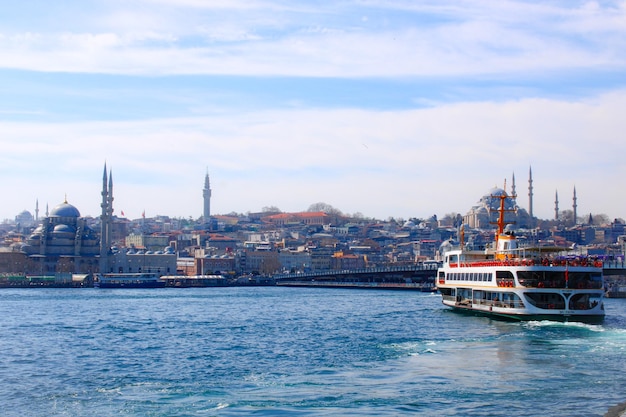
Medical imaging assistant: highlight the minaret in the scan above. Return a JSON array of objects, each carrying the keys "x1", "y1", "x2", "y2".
[
  {"x1": 554, "y1": 190, "x2": 559, "y2": 221},
  {"x1": 99, "y1": 164, "x2": 113, "y2": 274},
  {"x1": 511, "y1": 172, "x2": 516, "y2": 200},
  {"x1": 528, "y1": 166, "x2": 534, "y2": 220},
  {"x1": 573, "y1": 186, "x2": 577, "y2": 225},
  {"x1": 35, "y1": 199, "x2": 39, "y2": 222},
  {"x1": 203, "y1": 170, "x2": 212, "y2": 223}
]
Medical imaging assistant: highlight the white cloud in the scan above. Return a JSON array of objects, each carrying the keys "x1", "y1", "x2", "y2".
[{"x1": 1, "y1": 1, "x2": 625, "y2": 76}]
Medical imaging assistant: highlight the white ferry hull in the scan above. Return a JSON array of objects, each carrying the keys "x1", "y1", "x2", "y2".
[{"x1": 441, "y1": 294, "x2": 604, "y2": 324}]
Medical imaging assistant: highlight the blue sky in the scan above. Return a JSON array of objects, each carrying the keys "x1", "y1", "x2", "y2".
[{"x1": 1, "y1": 0, "x2": 626, "y2": 222}]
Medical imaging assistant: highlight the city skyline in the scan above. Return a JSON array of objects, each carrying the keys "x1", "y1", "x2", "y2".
[
  {"x1": 4, "y1": 168, "x2": 617, "y2": 225},
  {"x1": 1, "y1": 1, "x2": 625, "y2": 221}
]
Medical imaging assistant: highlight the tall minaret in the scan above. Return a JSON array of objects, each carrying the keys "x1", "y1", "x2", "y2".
[
  {"x1": 573, "y1": 186, "x2": 577, "y2": 225},
  {"x1": 528, "y1": 166, "x2": 534, "y2": 220},
  {"x1": 203, "y1": 170, "x2": 212, "y2": 223},
  {"x1": 511, "y1": 172, "x2": 516, "y2": 200},
  {"x1": 554, "y1": 190, "x2": 559, "y2": 221},
  {"x1": 99, "y1": 164, "x2": 113, "y2": 274},
  {"x1": 35, "y1": 199, "x2": 39, "y2": 222}
]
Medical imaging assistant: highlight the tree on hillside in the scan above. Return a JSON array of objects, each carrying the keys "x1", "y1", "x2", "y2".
[
  {"x1": 586, "y1": 213, "x2": 609, "y2": 225},
  {"x1": 307, "y1": 202, "x2": 343, "y2": 216},
  {"x1": 442, "y1": 212, "x2": 462, "y2": 228}
]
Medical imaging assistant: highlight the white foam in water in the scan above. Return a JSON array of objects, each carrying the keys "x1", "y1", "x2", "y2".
[{"x1": 523, "y1": 320, "x2": 606, "y2": 332}]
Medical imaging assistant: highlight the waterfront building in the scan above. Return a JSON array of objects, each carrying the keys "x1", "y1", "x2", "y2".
[
  {"x1": 239, "y1": 249, "x2": 280, "y2": 275},
  {"x1": 194, "y1": 249, "x2": 237, "y2": 275},
  {"x1": 107, "y1": 246, "x2": 177, "y2": 275}
]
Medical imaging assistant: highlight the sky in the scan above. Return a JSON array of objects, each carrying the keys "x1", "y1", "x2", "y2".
[{"x1": 1, "y1": 0, "x2": 626, "y2": 222}]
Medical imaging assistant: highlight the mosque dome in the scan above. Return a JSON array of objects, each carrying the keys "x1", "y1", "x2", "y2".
[
  {"x1": 50, "y1": 201, "x2": 81, "y2": 218},
  {"x1": 488, "y1": 187, "x2": 506, "y2": 197},
  {"x1": 53, "y1": 224, "x2": 75, "y2": 234}
]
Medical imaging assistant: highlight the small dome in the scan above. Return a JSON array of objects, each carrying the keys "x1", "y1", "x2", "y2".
[
  {"x1": 53, "y1": 224, "x2": 75, "y2": 234},
  {"x1": 50, "y1": 201, "x2": 81, "y2": 218}
]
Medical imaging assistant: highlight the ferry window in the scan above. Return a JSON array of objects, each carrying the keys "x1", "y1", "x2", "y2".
[{"x1": 496, "y1": 270, "x2": 514, "y2": 279}]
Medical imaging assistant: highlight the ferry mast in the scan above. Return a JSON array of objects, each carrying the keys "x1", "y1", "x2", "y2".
[{"x1": 490, "y1": 182, "x2": 517, "y2": 259}]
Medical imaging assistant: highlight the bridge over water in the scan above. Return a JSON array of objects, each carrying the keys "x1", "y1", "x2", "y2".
[{"x1": 273, "y1": 264, "x2": 439, "y2": 289}]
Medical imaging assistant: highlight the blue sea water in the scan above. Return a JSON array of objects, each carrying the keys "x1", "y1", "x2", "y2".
[{"x1": 0, "y1": 287, "x2": 625, "y2": 417}]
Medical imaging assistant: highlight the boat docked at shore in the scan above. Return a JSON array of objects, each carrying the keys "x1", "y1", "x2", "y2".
[
  {"x1": 436, "y1": 192, "x2": 605, "y2": 323},
  {"x1": 94, "y1": 273, "x2": 166, "y2": 288}
]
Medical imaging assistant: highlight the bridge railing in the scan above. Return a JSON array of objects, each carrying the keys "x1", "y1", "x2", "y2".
[{"x1": 602, "y1": 260, "x2": 626, "y2": 269}]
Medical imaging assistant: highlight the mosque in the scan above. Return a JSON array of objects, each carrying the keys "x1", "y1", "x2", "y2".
[
  {"x1": 20, "y1": 199, "x2": 100, "y2": 274},
  {"x1": 462, "y1": 167, "x2": 578, "y2": 230}
]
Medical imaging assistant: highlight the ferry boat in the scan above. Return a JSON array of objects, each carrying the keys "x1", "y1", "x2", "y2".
[
  {"x1": 436, "y1": 193, "x2": 605, "y2": 323},
  {"x1": 94, "y1": 273, "x2": 166, "y2": 288}
]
